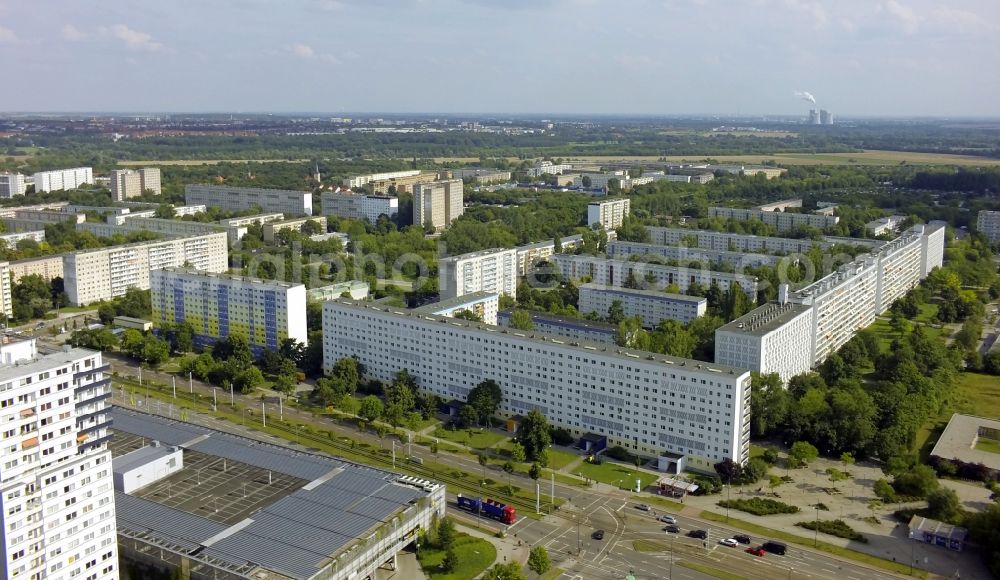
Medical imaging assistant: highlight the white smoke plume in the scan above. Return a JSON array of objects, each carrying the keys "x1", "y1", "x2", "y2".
[{"x1": 794, "y1": 91, "x2": 817, "y2": 104}]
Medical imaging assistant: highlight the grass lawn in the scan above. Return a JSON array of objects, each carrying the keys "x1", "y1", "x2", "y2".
[
  {"x1": 645, "y1": 495, "x2": 685, "y2": 512},
  {"x1": 917, "y1": 371, "x2": 1000, "y2": 459},
  {"x1": 633, "y1": 539, "x2": 668, "y2": 552},
  {"x1": 676, "y1": 561, "x2": 748, "y2": 580},
  {"x1": 572, "y1": 460, "x2": 659, "y2": 490},
  {"x1": 433, "y1": 427, "x2": 507, "y2": 450},
  {"x1": 417, "y1": 534, "x2": 496, "y2": 580},
  {"x1": 546, "y1": 448, "x2": 580, "y2": 470},
  {"x1": 975, "y1": 438, "x2": 1000, "y2": 454},
  {"x1": 699, "y1": 511, "x2": 925, "y2": 578}
]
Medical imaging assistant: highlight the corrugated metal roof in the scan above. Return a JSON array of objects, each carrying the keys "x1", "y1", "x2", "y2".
[{"x1": 115, "y1": 492, "x2": 229, "y2": 550}]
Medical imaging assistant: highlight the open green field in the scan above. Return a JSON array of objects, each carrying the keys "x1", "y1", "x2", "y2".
[
  {"x1": 676, "y1": 561, "x2": 748, "y2": 580},
  {"x1": 867, "y1": 303, "x2": 943, "y2": 354},
  {"x1": 572, "y1": 460, "x2": 660, "y2": 490},
  {"x1": 117, "y1": 159, "x2": 309, "y2": 166},
  {"x1": 432, "y1": 426, "x2": 507, "y2": 450},
  {"x1": 975, "y1": 438, "x2": 1000, "y2": 454},
  {"x1": 416, "y1": 533, "x2": 496, "y2": 580}
]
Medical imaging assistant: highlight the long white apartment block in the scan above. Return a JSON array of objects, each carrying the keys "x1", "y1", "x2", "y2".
[
  {"x1": 32, "y1": 167, "x2": 94, "y2": 193},
  {"x1": 342, "y1": 170, "x2": 420, "y2": 188},
  {"x1": 63, "y1": 232, "x2": 229, "y2": 306},
  {"x1": 263, "y1": 216, "x2": 327, "y2": 242},
  {"x1": 323, "y1": 299, "x2": 752, "y2": 473},
  {"x1": 217, "y1": 213, "x2": 286, "y2": 228},
  {"x1": 413, "y1": 291, "x2": 500, "y2": 326},
  {"x1": 0, "y1": 202, "x2": 70, "y2": 219},
  {"x1": 185, "y1": 184, "x2": 312, "y2": 216},
  {"x1": 9, "y1": 256, "x2": 63, "y2": 283},
  {"x1": 80, "y1": 216, "x2": 248, "y2": 244},
  {"x1": 0, "y1": 341, "x2": 118, "y2": 580},
  {"x1": 0, "y1": 172, "x2": 27, "y2": 197},
  {"x1": 13, "y1": 210, "x2": 85, "y2": 224},
  {"x1": 607, "y1": 240, "x2": 781, "y2": 269},
  {"x1": 0, "y1": 230, "x2": 46, "y2": 245},
  {"x1": 646, "y1": 226, "x2": 885, "y2": 253},
  {"x1": 578, "y1": 283, "x2": 707, "y2": 326},
  {"x1": 526, "y1": 161, "x2": 573, "y2": 177},
  {"x1": 715, "y1": 299, "x2": 816, "y2": 383},
  {"x1": 150, "y1": 268, "x2": 308, "y2": 352},
  {"x1": 321, "y1": 191, "x2": 399, "y2": 223},
  {"x1": 587, "y1": 198, "x2": 631, "y2": 230},
  {"x1": 413, "y1": 179, "x2": 463, "y2": 232},
  {"x1": 514, "y1": 234, "x2": 585, "y2": 276},
  {"x1": 576, "y1": 171, "x2": 626, "y2": 191},
  {"x1": 715, "y1": 224, "x2": 946, "y2": 381},
  {"x1": 977, "y1": 210, "x2": 1000, "y2": 243},
  {"x1": 708, "y1": 206, "x2": 838, "y2": 232},
  {"x1": 106, "y1": 210, "x2": 156, "y2": 225},
  {"x1": 438, "y1": 248, "x2": 518, "y2": 300},
  {"x1": 548, "y1": 253, "x2": 759, "y2": 298}
]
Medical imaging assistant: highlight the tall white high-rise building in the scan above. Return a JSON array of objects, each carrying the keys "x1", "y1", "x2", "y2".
[
  {"x1": 438, "y1": 248, "x2": 518, "y2": 300},
  {"x1": 0, "y1": 339, "x2": 118, "y2": 580},
  {"x1": 110, "y1": 168, "x2": 161, "y2": 200},
  {"x1": 977, "y1": 210, "x2": 1000, "y2": 244},
  {"x1": 413, "y1": 179, "x2": 463, "y2": 232},
  {"x1": 151, "y1": 268, "x2": 308, "y2": 352},
  {"x1": 0, "y1": 261, "x2": 11, "y2": 319},
  {"x1": 0, "y1": 173, "x2": 27, "y2": 198},
  {"x1": 32, "y1": 167, "x2": 94, "y2": 193},
  {"x1": 587, "y1": 198, "x2": 631, "y2": 230}
]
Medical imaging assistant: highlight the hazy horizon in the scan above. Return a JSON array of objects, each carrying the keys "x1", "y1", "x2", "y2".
[{"x1": 2, "y1": 0, "x2": 998, "y2": 117}]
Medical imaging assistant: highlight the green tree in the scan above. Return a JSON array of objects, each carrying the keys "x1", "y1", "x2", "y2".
[
  {"x1": 338, "y1": 393, "x2": 360, "y2": 416},
  {"x1": 893, "y1": 464, "x2": 939, "y2": 498},
  {"x1": 437, "y1": 516, "x2": 456, "y2": 549},
  {"x1": 232, "y1": 366, "x2": 265, "y2": 393},
  {"x1": 873, "y1": 478, "x2": 897, "y2": 502},
  {"x1": 359, "y1": 395, "x2": 384, "y2": 423},
  {"x1": 516, "y1": 409, "x2": 552, "y2": 461},
  {"x1": 510, "y1": 441, "x2": 527, "y2": 464},
  {"x1": 528, "y1": 545, "x2": 551, "y2": 576},
  {"x1": 484, "y1": 562, "x2": 527, "y2": 580},
  {"x1": 442, "y1": 548, "x2": 458, "y2": 573},
  {"x1": 510, "y1": 309, "x2": 534, "y2": 330},
  {"x1": 607, "y1": 299, "x2": 625, "y2": 324},
  {"x1": 460, "y1": 404, "x2": 480, "y2": 428},
  {"x1": 926, "y1": 488, "x2": 963, "y2": 523},
  {"x1": 273, "y1": 374, "x2": 297, "y2": 398},
  {"x1": 788, "y1": 441, "x2": 819, "y2": 468},
  {"x1": 384, "y1": 380, "x2": 416, "y2": 427},
  {"x1": 529, "y1": 463, "x2": 541, "y2": 480},
  {"x1": 69, "y1": 328, "x2": 119, "y2": 351},
  {"x1": 330, "y1": 357, "x2": 360, "y2": 393},
  {"x1": 467, "y1": 379, "x2": 503, "y2": 427}
]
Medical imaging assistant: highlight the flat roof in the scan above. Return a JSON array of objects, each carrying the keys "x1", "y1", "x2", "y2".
[
  {"x1": 929, "y1": 414, "x2": 1000, "y2": 469},
  {"x1": 113, "y1": 315, "x2": 150, "y2": 324},
  {"x1": 439, "y1": 247, "x2": 516, "y2": 261},
  {"x1": 717, "y1": 301, "x2": 813, "y2": 337},
  {"x1": 0, "y1": 347, "x2": 95, "y2": 381},
  {"x1": 110, "y1": 408, "x2": 438, "y2": 579},
  {"x1": 908, "y1": 515, "x2": 968, "y2": 542},
  {"x1": 330, "y1": 298, "x2": 750, "y2": 376},
  {"x1": 499, "y1": 310, "x2": 616, "y2": 333},
  {"x1": 414, "y1": 292, "x2": 498, "y2": 314},
  {"x1": 112, "y1": 442, "x2": 179, "y2": 474},
  {"x1": 580, "y1": 283, "x2": 707, "y2": 305},
  {"x1": 154, "y1": 266, "x2": 305, "y2": 290}
]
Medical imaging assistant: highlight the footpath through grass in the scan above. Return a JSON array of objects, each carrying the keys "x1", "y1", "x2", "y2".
[
  {"x1": 416, "y1": 533, "x2": 496, "y2": 580},
  {"x1": 699, "y1": 511, "x2": 925, "y2": 578}
]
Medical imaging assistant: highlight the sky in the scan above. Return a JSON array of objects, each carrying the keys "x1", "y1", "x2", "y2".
[{"x1": 1, "y1": 0, "x2": 998, "y2": 117}]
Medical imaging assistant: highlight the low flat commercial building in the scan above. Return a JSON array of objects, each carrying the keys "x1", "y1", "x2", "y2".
[
  {"x1": 9, "y1": 255, "x2": 63, "y2": 283},
  {"x1": 186, "y1": 184, "x2": 313, "y2": 216},
  {"x1": 929, "y1": 414, "x2": 1000, "y2": 479},
  {"x1": 321, "y1": 191, "x2": 399, "y2": 222},
  {"x1": 263, "y1": 215, "x2": 328, "y2": 242},
  {"x1": 607, "y1": 240, "x2": 781, "y2": 269},
  {"x1": 438, "y1": 248, "x2": 517, "y2": 300},
  {"x1": 977, "y1": 210, "x2": 1000, "y2": 243},
  {"x1": 110, "y1": 407, "x2": 446, "y2": 580},
  {"x1": 548, "y1": 253, "x2": 759, "y2": 298},
  {"x1": 497, "y1": 310, "x2": 617, "y2": 344},
  {"x1": 908, "y1": 516, "x2": 968, "y2": 552},
  {"x1": 578, "y1": 283, "x2": 707, "y2": 326},
  {"x1": 413, "y1": 291, "x2": 500, "y2": 325},
  {"x1": 0, "y1": 229, "x2": 45, "y2": 245},
  {"x1": 588, "y1": 198, "x2": 631, "y2": 230},
  {"x1": 307, "y1": 280, "x2": 370, "y2": 301},
  {"x1": 33, "y1": 166, "x2": 93, "y2": 192},
  {"x1": 0, "y1": 171, "x2": 26, "y2": 197},
  {"x1": 323, "y1": 299, "x2": 752, "y2": 473},
  {"x1": 151, "y1": 267, "x2": 308, "y2": 352},
  {"x1": 514, "y1": 234, "x2": 585, "y2": 276},
  {"x1": 64, "y1": 232, "x2": 229, "y2": 306},
  {"x1": 113, "y1": 316, "x2": 153, "y2": 331}
]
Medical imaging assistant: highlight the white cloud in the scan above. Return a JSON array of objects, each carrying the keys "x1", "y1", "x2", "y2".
[
  {"x1": 61, "y1": 24, "x2": 87, "y2": 41},
  {"x1": 288, "y1": 43, "x2": 339, "y2": 63},
  {"x1": 0, "y1": 25, "x2": 17, "y2": 43},
  {"x1": 881, "y1": 0, "x2": 919, "y2": 34},
  {"x1": 109, "y1": 24, "x2": 164, "y2": 51}
]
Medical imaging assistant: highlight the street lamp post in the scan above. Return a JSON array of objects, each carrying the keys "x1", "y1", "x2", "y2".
[{"x1": 814, "y1": 505, "x2": 819, "y2": 548}]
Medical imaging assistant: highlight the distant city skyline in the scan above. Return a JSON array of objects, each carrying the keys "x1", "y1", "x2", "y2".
[{"x1": 2, "y1": 0, "x2": 998, "y2": 116}]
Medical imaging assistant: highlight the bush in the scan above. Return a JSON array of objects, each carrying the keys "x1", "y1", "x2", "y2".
[
  {"x1": 873, "y1": 478, "x2": 897, "y2": 502},
  {"x1": 550, "y1": 427, "x2": 574, "y2": 446},
  {"x1": 606, "y1": 445, "x2": 636, "y2": 462},
  {"x1": 690, "y1": 474, "x2": 723, "y2": 495},
  {"x1": 796, "y1": 519, "x2": 868, "y2": 543},
  {"x1": 717, "y1": 497, "x2": 800, "y2": 516},
  {"x1": 892, "y1": 464, "x2": 939, "y2": 498}
]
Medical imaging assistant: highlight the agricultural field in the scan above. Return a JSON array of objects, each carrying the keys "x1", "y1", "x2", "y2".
[{"x1": 118, "y1": 159, "x2": 309, "y2": 166}]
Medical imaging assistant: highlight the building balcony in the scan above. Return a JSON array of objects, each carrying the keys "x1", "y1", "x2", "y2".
[{"x1": 21, "y1": 436, "x2": 38, "y2": 449}]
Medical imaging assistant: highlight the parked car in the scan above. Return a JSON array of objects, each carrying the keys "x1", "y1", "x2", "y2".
[
  {"x1": 658, "y1": 515, "x2": 677, "y2": 524},
  {"x1": 688, "y1": 530, "x2": 708, "y2": 539},
  {"x1": 719, "y1": 538, "x2": 739, "y2": 548},
  {"x1": 662, "y1": 525, "x2": 680, "y2": 534},
  {"x1": 733, "y1": 534, "x2": 751, "y2": 544},
  {"x1": 635, "y1": 503, "x2": 650, "y2": 511},
  {"x1": 746, "y1": 546, "x2": 766, "y2": 557},
  {"x1": 592, "y1": 529, "x2": 605, "y2": 540}
]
